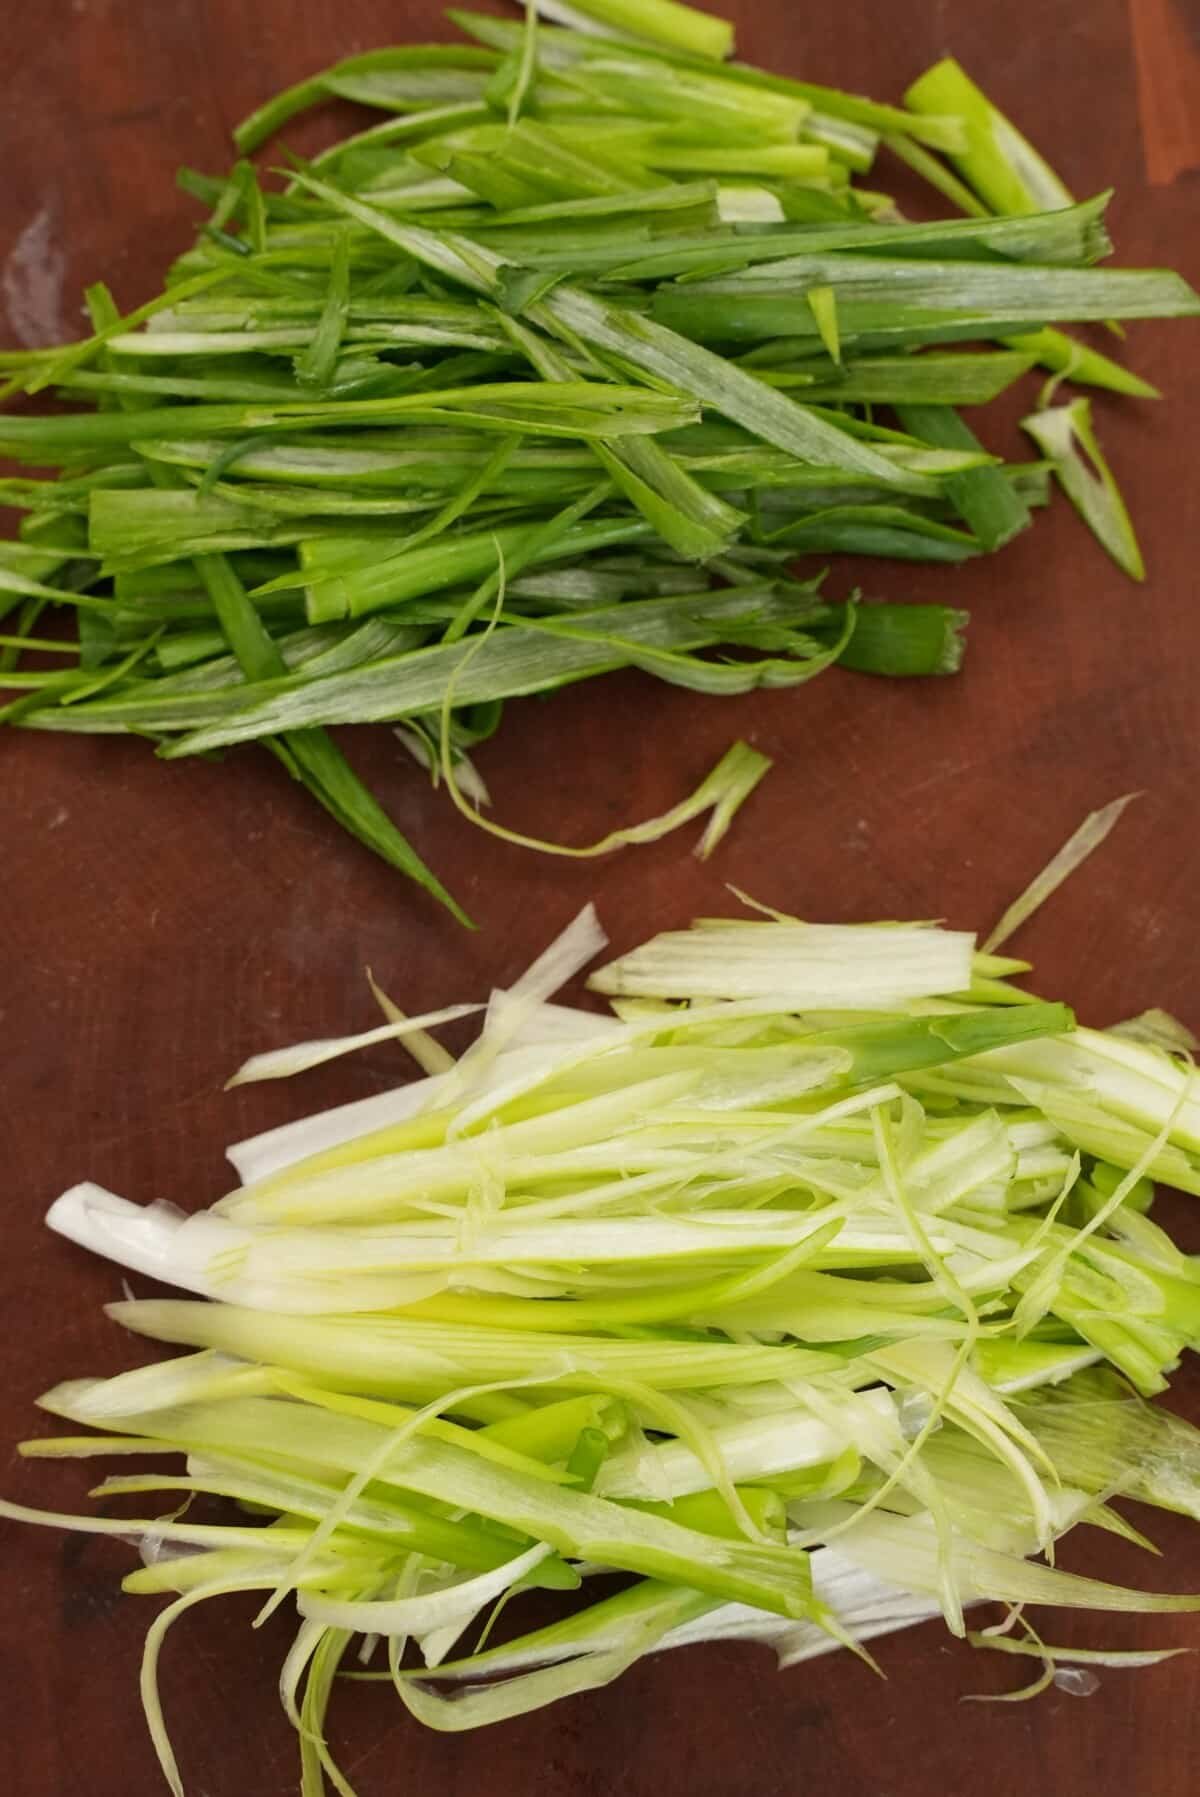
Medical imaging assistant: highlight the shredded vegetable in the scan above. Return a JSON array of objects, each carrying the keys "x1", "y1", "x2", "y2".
[
  {"x1": 2, "y1": 0, "x2": 1195, "y2": 912},
  {"x1": 8, "y1": 847, "x2": 1200, "y2": 1791}
]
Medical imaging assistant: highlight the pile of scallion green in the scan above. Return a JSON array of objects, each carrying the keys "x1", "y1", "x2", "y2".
[
  {"x1": 8, "y1": 827, "x2": 1200, "y2": 1792},
  {"x1": 2, "y1": 0, "x2": 1197, "y2": 919}
]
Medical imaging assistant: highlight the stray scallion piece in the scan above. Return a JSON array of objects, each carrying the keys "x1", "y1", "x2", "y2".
[
  {"x1": 1022, "y1": 399, "x2": 1145, "y2": 579},
  {"x1": 903, "y1": 56, "x2": 1075, "y2": 217},
  {"x1": 982, "y1": 793, "x2": 1141, "y2": 952},
  {"x1": 8, "y1": 856, "x2": 1200, "y2": 1791},
  {"x1": 2, "y1": 0, "x2": 1196, "y2": 911}
]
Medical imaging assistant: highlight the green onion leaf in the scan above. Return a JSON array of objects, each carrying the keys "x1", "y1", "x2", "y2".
[{"x1": 1022, "y1": 398, "x2": 1146, "y2": 579}]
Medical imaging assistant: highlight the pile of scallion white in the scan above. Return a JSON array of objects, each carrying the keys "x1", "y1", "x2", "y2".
[
  {"x1": 2, "y1": 0, "x2": 1197, "y2": 916},
  {"x1": 8, "y1": 816, "x2": 1200, "y2": 1794}
]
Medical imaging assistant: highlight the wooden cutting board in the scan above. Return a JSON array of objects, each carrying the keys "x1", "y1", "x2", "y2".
[{"x1": 3, "y1": 2, "x2": 1198, "y2": 1792}]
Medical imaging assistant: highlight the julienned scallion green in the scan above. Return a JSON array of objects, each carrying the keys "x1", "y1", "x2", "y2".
[
  {"x1": 1, "y1": 0, "x2": 1197, "y2": 916},
  {"x1": 8, "y1": 860, "x2": 1200, "y2": 1790}
]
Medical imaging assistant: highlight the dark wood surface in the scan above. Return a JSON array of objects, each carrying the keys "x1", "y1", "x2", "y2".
[{"x1": 4, "y1": 3, "x2": 1200, "y2": 1792}]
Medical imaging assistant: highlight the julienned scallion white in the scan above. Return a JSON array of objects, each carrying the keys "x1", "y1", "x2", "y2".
[{"x1": 8, "y1": 864, "x2": 1200, "y2": 1793}]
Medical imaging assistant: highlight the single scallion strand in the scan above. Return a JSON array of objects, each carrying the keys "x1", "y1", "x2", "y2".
[
  {"x1": 1022, "y1": 399, "x2": 1146, "y2": 579},
  {"x1": 294, "y1": 229, "x2": 351, "y2": 391},
  {"x1": 1000, "y1": 328, "x2": 1160, "y2": 401},
  {"x1": 531, "y1": 0, "x2": 734, "y2": 62},
  {"x1": 982, "y1": 794, "x2": 1141, "y2": 952},
  {"x1": 884, "y1": 132, "x2": 990, "y2": 218},
  {"x1": 904, "y1": 57, "x2": 1075, "y2": 217}
]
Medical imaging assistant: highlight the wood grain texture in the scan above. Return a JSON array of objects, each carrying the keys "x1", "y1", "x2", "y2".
[
  {"x1": 1130, "y1": 0, "x2": 1200, "y2": 185},
  {"x1": 2, "y1": 3, "x2": 1199, "y2": 1793}
]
